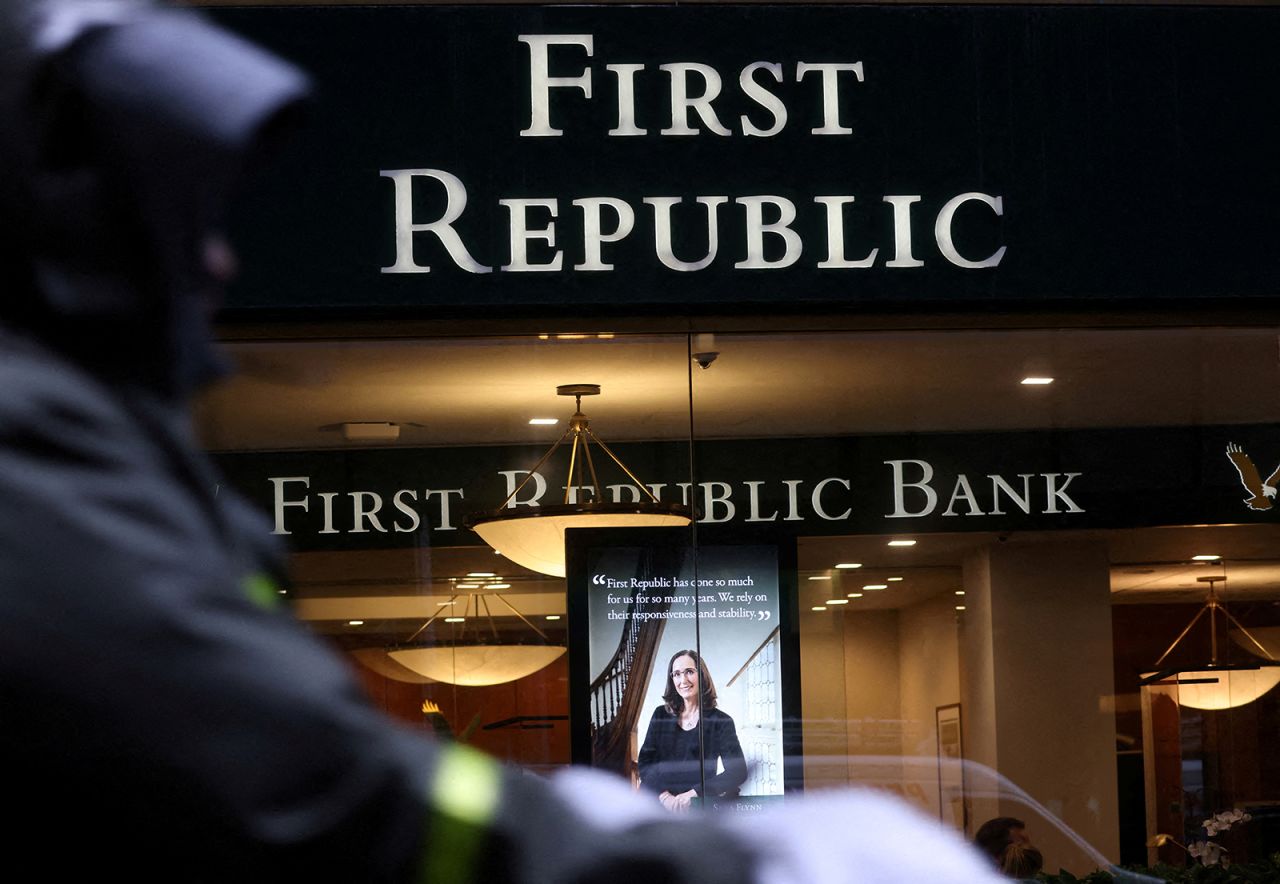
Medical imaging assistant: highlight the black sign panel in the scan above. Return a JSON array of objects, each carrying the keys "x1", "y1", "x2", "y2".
[
  {"x1": 210, "y1": 5, "x2": 1280, "y2": 317},
  {"x1": 213, "y1": 424, "x2": 1280, "y2": 551}
]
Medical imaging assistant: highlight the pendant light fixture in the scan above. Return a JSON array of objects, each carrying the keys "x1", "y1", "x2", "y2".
[
  {"x1": 388, "y1": 590, "x2": 565, "y2": 687},
  {"x1": 1139, "y1": 575, "x2": 1280, "y2": 710},
  {"x1": 465, "y1": 384, "x2": 693, "y2": 578}
]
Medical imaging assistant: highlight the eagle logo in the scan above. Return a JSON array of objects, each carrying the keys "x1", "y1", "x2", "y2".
[{"x1": 1226, "y1": 442, "x2": 1280, "y2": 511}]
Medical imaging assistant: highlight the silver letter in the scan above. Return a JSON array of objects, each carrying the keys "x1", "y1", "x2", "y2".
[
  {"x1": 519, "y1": 34, "x2": 593, "y2": 137},
  {"x1": 660, "y1": 63, "x2": 732, "y2": 136},
  {"x1": 380, "y1": 169, "x2": 491, "y2": 274},
  {"x1": 935, "y1": 192, "x2": 1006, "y2": 268}
]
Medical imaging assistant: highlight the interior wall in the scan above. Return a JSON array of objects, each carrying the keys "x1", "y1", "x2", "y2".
[
  {"x1": 842, "y1": 609, "x2": 903, "y2": 790},
  {"x1": 962, "y1": 540, "x2": 1121, "y2": 874},
  {"x1": 799, "y1": 605, "x2": 851, "y2": 788},
  {"x1": 899, "y1": 594, "x2": 963, "y2": 821}
]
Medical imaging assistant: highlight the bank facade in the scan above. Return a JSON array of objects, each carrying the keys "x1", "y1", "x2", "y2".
[{"x1": 199, "y1": 3, "x2": 1280, "y2": 875}]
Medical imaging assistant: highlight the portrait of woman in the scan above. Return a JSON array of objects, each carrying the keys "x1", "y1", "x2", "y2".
[{"x1": 637, "y1": 649, "x2": 747, "y2": 811}]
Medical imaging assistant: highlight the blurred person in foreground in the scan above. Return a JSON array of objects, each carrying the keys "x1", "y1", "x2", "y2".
[{"x1": 0, "y1": 2, "x2": 1008, "y2": 881}]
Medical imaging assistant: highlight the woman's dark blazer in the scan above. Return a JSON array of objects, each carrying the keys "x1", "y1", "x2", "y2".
[{"x1": 636, "y1": 706, "x2": 747, "y2": 798}]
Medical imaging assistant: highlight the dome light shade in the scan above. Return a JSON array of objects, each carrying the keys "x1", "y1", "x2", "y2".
[
  {"x1": 465, "y1": 384, "x2": 693, "y2": 577},
  {"x1": 1139, "y1": 575, "x2": 1280, "y2": 710},
  {"x1": 351, "y1": 648, "x2": 436, "y2": 684},
  {"x1": 470, "y1": 503, "x2": 693, "y2": 578},
  {"x1": 388, "y1": 645, "x2": 566, "y2": 686},
  {"x1": 1142, "y1": 665, "x2": 1280, "y2": 711}
]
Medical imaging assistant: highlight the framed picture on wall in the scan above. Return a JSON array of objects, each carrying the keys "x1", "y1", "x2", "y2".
[{"x1": 936, "y1": 703, "x2": 967, "y2": 830}]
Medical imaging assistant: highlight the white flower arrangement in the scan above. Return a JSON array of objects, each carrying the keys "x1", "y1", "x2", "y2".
[
  {"x1": 1202, "y1": 808, "x2": 1251, "y2": 837},
  {"x1": 1147, "y1": 807, "x2": 1253, "y2": 868},
  {"x1": 1186, "y1": 808, "x2": 1253, "y2": 867}
]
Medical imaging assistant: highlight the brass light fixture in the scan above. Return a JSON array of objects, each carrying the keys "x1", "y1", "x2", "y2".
[
  {"x1": 465, "y1": 384, "x2": 693, "y2": 578},
  {"x1": 388, "y1": 590, "x2": 565, "y2": 687},
  {"x1": 1139, "y1": 575, "x2": 1280, "y2": 710}
]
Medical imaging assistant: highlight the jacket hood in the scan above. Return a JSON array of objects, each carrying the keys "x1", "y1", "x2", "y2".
[{"x1": 0, "y1": 0, "x2": 309, "y2": 397}]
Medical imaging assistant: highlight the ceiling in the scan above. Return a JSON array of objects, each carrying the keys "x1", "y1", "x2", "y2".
[
  {"x1": 197, "y1": 325, "x2": 1280, "y2": 632},
  {"x1": 196, "y1": 326, "x2": 1280, "y2": 449}
]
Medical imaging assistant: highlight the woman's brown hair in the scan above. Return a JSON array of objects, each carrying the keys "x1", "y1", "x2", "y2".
[{"x1": 662, "y1": 649, "x2": 718, "y2": 715}]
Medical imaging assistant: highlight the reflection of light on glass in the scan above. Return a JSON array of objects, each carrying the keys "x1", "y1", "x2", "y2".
[
  {"x1": 485, "y1": 583, "x2": 511, "y2": 590},
  {"x1": 835, "y1": 562, "x2": 862, "y2": 569},
  {"x1": 1020, "y1": 376, "x2": 1054, "y2": 385},
  {"x1": 863, "y1": 584, "x2": 888, "y2": 591},
  {"x1": 846, "y1": 593, "x2": 863, "y2": 598},
  {"x1": 528, "y1": 418, "x2": 558, "y2": 425},
  {"x1": 1191, "y1": 554, "x2": 1220, "y2": 561},
  {"x1": 888, "y1": 539, "x2": 916, "y2": 547},
  {"x1": 1146, "y1": 669, "x2": 1280, "y2": 710},
  {"x1": 825, "y1": 599, "x2": 849, "y2": 605},
  {"x1": 807, "y1": 575, "x2": 831, "y2": 581},
  {"x1": 467, "y1": 572, "x2": 497, "y2": 578},
  {"x1": 887, "y1": 576, "x2": 903, "y2": 582},
  {"x1": 811, "y1": 606, "x2": 827, "y2": 611}
]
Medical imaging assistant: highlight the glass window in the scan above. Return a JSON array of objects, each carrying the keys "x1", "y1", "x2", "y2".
[{"x1": 200, "y1": 324, "x2": 1280, "y2": 875}]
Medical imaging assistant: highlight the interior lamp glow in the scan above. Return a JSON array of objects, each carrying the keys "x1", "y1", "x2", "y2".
[
  {"x1": 388, "y1": 645, "x2": 566, "y2": 687},
  {"x1": 465, "y1": 384, "x2": 693, "y2": 578},
  {"x1": 1144, "y1": 668, "x2": 1280, "y2": 711},
  {"x1": 387, "y1": 591, "x2": 566, "y2": 687},
  {"x1": 1139, "y1": 575, "x2": 1280, "y2": 710}
]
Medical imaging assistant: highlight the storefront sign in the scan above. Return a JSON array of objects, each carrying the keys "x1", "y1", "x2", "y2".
[
  {"x1": 212, "y1": 5, "x2": 1280, "y2": 316},
  {"x1": 213, "y1": 424, "x2": 1280, "y2": 551}
]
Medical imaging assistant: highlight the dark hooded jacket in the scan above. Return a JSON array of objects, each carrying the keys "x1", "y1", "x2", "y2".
[{"x1": 0, "y1": 4, "x2": 762, "y2": 882}]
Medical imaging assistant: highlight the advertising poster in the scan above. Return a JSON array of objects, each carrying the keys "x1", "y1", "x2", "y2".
[{"x1": 568, "y1": 529, "x2": 792, "y2": 812}]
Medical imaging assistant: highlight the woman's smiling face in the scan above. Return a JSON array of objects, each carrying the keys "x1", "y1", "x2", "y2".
[{"x1": 671, "y1": 654, "x2": 699, "y2": 703}]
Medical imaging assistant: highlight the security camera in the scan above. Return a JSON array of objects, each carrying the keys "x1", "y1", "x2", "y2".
[{"x1": 692, "y1": 333, "x2": 718, "y2": 369}]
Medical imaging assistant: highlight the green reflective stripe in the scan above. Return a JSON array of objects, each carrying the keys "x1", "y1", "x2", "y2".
[
  {"x1": 419, "y1": 745, "x2": 502, "y2": 884},
  {"x1": 433, "y1": 744, "x2": 501, "y2": 825},
  {"x1": 242, "y1": 572, "x2": 281, "y2": 611}
]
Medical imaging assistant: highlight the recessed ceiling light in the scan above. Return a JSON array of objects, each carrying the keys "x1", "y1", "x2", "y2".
[
  {"x1": 826, "y1": 598, "x2": 849, "y2": 605},
  {"x1": 445, "y1": 617, "x2": 466, "y2": 623},
  {"x1": 485, "y1": 583, "x2": 511, "y2": 590},
  {"x1": 888, "y1": 539, "x2": 916, "y2": 547},
  {"x1": 955, "y1": 590, "x2": 966, "y2": 596},
  {"x1": 455, "y1": 583, "x2": 480, "y2": 590},
  {"x1": 811, "y1": 605, "x2": 828, "y2": 612},
  {"x1": 277, "y1": 589, "x2": 287, "y2": 595},
  {"x1": 466, "y1": 572, "x2": 497, "y2": 578},
  {"x1": 835, "y1": 563, "x2": 863, "y2": 569},
  {"x1": 347, "y1": 620, "x2": 364, "y2": 626},
  {"x1": 1021, "y1": 376, "x2": 1054, "y2": 385},
  {"x1": 529, "y1": 418, "x2": 558, "y2": 425},
  {"x1": 1192, "y1": 555, "x2": 1221, "y2": 561},
  {"x1": 887, "y1": 576, "x2": 903, "y2": 582},
  {"x1": 863, "y1": 584, "x2": 888, "y2": 590},
  {"x1": 545, "y1": 615, "x2": 561, "y2": 621},
  {"x1": 847, "y1": 592, "x2": 863, "y2": 598},
  {"x1": 955, "y1": 605, "x2": 966, "y2": 611},
  {"x1": 807, "y1": 575, "x2": 832, "y2": 581}
]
